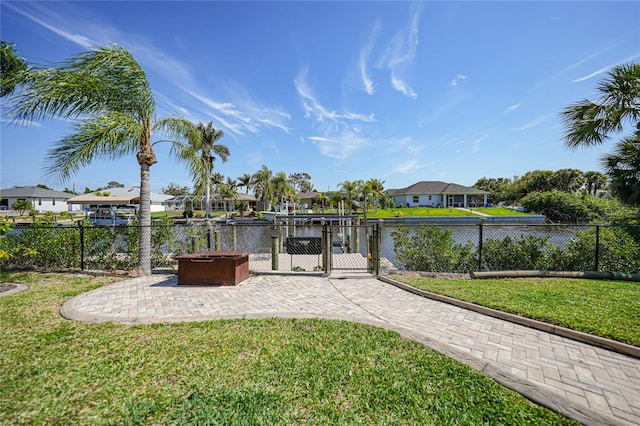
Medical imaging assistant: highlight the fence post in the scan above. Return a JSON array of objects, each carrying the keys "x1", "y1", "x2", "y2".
[
  {"x1": 321, "y1": 218, "x2": 332, "y2": 274},
  {"x1": 214, "y1": 230, "x2": 221, "y2": 251},
  {"x1": 79, "y1": 220, "x2": 84, "y2": 271},
  {"x1": 373, "y1": 219, "x2": 383, "y2": 275},
  {"x1": 232, "y1": 223, "x2": 237, "y2": 250},
  {"x1": 271, "y1": 233, "x2": 279, "y2": 271},
  {"x1": 478, "y1": 219, "x2": 485, "y2": 271},
  {"x1": 351, "y1": 217, "x2": 359, "y2": 253},
  {"x1": 594, "y1": 225, "x2": 600, "y2": 272}
]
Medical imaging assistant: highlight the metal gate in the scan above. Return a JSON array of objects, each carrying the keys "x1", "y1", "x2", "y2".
[{"x1": 327, "y1": 221, "x2": 381, "y2": 274}]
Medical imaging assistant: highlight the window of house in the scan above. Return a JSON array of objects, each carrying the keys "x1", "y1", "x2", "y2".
[
  {"x1": 53, "y1": 199, "x2": 56, "y2": 205},
  {"x1": 428, "y1": 196, "x2": 432, "y2": 201},
  {"x1": 38, "y1": 198, "x2": 42, "y2": 206},
  {"x1": 412, "y1": 195, "x2": 419, "y2": 203}
]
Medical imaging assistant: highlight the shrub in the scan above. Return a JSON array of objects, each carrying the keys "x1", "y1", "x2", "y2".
[
  {"x1": 480, "y1": 235, "x2": 552, "y2": 271},
  {"x1": 550, "y1": 226, "x2": 640, "y2": 272},
  {"x1": 390, "y1": 225, "x2": 475, "y2": 272}
]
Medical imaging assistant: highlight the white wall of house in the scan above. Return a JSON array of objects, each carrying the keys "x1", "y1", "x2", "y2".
[
  {"x1": 394, "y1": 193, "x2": 487, "y2": 208},
  {"x1": 394, "y1": 194, "x2": 443, "y2": 208},
  {"x1": 4, "y1": 197, "x2": 72, "y2": 213}
]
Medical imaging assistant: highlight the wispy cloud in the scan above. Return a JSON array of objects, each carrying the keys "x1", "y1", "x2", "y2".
[
  {"x1": 307, "y1": 131, "x2": 368, "y2": 160},
  {"x1": 377, "y1": 2, "x2": 422, "y2": 98},
  {"x1": 505, "y1": 102, "x2": 523, "y2": 113},
  {"x1": 295, "y1": 70, "x2": 375, "y2": 125},
  {"x1": 359, "y1": 21, "x2": 381, "y2": 95},
  {"x1": 513, "y1": 117, "x2": 544, "y2": 131},
  {"x1": 393, "y1": 159, "x2": 429, "y2": 174},
  {"x1": 7, "y1": 2, "x2": 290, "y2": 138},
  {"x1": 185, "y1": 89, "x2": 291, "y2": 137},
  {"x1": 295, "y1": 70, "x2": 375, "y2": 159},
  {"x1": 450, "y1": 74, "x2": 467, "y2": 87},
  {"x1": 572, "y1": 52, "x2": 640, "y2": 82},
  {"x1": 4, "y1": 2, "x2": 97, "y2": 48}
]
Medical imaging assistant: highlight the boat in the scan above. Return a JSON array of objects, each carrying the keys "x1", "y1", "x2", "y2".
[{"x1": 86, "y1": 206, "x2": 137, "y2": 226}]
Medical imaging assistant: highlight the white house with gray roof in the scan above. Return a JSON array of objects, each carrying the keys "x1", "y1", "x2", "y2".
[
  {"x1": 0, "y1": 186, "x2": 76, "y2": 213},
  {"x1": 386, "y1": 181, "x2": 489, "y2": 208}
]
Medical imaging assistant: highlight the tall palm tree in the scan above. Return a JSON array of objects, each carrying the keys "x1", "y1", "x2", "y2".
[
  {"x1": 6, "y1": 43, "x2": 195, "y2": 274},
  {"x1": 252, "y1": 165, "x2": 273, "y2": 211},
  {"x1": 562, "y1": 63, "x2": 639, "y2": 204},
  {"x1": 237, "y1": 173, "x2": 253, "y2": 194},
  {"x1": 180, "y1": 122, "x2": 229, "y2": 218}
]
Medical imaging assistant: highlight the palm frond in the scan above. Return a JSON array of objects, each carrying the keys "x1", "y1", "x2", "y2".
[
  {"x1": 10, "y1": 43, "x2": 153, "y2": 124},
  {"x1": 43, "y1": 112, "x2": 140, "y2": 182}
]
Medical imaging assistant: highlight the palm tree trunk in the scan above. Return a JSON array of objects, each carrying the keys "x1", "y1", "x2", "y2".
[
  {"x1": 138, "y1": 163, "x2": 152, "y2": 275},
  {"x1": 205, "y1": 180, "x2": 211, "y2": 218}
]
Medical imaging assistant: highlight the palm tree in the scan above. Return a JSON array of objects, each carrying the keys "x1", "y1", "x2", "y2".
[
  {"x1": 252, "y1": 165, "x2": 273, "y2": 211},
  {"x1": 6, "y1": 43, "x2": 195, "y2": 274},
  {"x1": 314, "y1": 192, "x2": 330, "y2": 213},
  {"x1": 272, "y1": 171, "x2": 296, "y2": 207},
  {"x1": 584, "y1": 171, "x2": 607, "y2": 195},
  {"x1": 552, "y1": 169, "x2": 585, "y2": 193},
  {"x1": 237, "y1": 173, "x2": 253, "y2": 194},
  {"x1": 216, "y1": 182, "x2": 238, "y2": 213},
  {"x1": 180, "y1": 122, "x2": 229, "y2": 218},
  {"x1": 330, "y1": 191, "x2": 344, "y2": 213},
  {"x1": 366, "y1": 178, "x2": 385, "y2": 213},
  {"x1": 562, "y1": 63, "x2": 640, "y2": 204},
  {"x1": 338, "y1": 180, "x2": 359, "y2": 213},
  {"x1": 0, "y1": 41, "x2": 27, "y2": 97},
  {"x1": 601, "y1": 133, "x2": 640, "y2": 205}
]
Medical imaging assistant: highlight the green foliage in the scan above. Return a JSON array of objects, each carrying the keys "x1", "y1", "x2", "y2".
[
  {"x1": 0, "y1": 225, "x2": 80, "y2": 270},
  {"x1": 521, "y1": 190, "x2": 595, "y2": 222},
  {"x1": 391, "y1": 225, "x2": 476, "y2": 272},
  {"x1": 0, "y1": 40, "x2": 27, "y2": 97},
  {"x1": 481, "y1": 235, "x2": 554, "y2": 271},
  {"x1": 11, "y1": 199, "x2": 33, "y2": 215},
  {"x1": 550, "y1": 226, "x2": 640, "y2": 272}
]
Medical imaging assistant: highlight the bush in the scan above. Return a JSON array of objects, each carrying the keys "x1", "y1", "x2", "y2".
[
  {"x1": 390, "y1": 225, "x2": 475, "y2": 272},
  {"x1": 0, "y1": 225, "x2": 80, "y2": 270},
  {"x1": 549, "y1": 226, "x2": 640, "y2": 272},
  {"x1": 480, "y1": 235, "x2": 553, "y2": 271}
]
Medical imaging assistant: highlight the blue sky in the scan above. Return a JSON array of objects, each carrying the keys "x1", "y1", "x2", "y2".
[{"x1": 1, "y1": 1, "x2": 639, "y2": 194}]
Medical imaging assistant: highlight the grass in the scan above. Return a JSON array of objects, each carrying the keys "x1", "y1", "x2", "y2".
[
  {"x1": 391, "y1": 275, "x2": 640, "y2": 347},
  {"x1": 366, "y1": 206, "x2": 530, "y2": 218},
  {"x1": 0, "y1": 272, "x2": 576, "y2": 425}
]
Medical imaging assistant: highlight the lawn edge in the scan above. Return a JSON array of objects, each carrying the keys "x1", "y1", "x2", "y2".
[{"x1": 378, "y1": 276, "x2": 640, "y2": 360}]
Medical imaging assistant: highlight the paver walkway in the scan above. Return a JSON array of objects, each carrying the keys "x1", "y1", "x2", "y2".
[{"x1": 61, "y1": 274, "x2": 640, "y2": 426}]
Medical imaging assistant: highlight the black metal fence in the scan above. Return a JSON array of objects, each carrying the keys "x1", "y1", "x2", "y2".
[{"x1": 1, "y1": 220, "x2": 639, "y2": 275}]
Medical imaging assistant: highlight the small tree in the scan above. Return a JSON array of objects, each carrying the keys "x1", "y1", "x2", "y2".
[{"x1": 11, "y1": 200, "x2": 32, "y2": 216}]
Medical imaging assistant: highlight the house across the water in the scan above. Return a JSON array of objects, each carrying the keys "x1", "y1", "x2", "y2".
[{"x1": 386, "y1": 181, "x2": 489, "y2": 208}]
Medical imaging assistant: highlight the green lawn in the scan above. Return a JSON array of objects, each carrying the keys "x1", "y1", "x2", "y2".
[
  {"x1": 0, "y1": 272, "x2": 576, "y2": 425},
  {"x1": 391, "y1": 275, "x2": 640, "y2": 347},
  {"x1": 365, "y1": 206, "x2": 530, "y2": 218}
]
